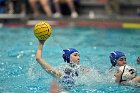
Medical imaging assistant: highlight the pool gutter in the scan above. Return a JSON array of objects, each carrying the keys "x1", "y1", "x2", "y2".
[{"x1": 0, "y1": 14, "x2": 140, "y2": 29}]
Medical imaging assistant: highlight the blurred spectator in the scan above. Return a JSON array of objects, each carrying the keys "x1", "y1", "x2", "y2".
[
  {"x1": 20, "y1": 0, "x2": 26, "y2": 15},
  {"x1": 52, "y1": 0, "x2": 79, "y2": 18},
  {"x1": 104, "y1": 0, "x2": 120, "y2": 15},
  {"x1": 28, "y1": 0, "x2": 52, "y2": 17},
  {"x1": 0, "y1": 0, "x2": 6, "y2": 13},
  {"x1": 137, "y1": 7, "x2": 140, "y2": 16},
  {"x1": 7, "y1": 0, "x2": 14, "y2": 14},
  {"x1": 7, "y1": 0, "x2": 26, "y2": 15}
]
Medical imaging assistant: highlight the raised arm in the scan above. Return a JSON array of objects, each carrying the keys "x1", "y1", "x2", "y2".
[{"x1": 36, "y1": 40, "x2": 62, "y2": 78}]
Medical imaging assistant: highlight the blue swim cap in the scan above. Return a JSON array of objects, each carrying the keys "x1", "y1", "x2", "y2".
[
  {"x1": 62, "y1": 48, "x2": 79, "y2": 63},
  {"x1": 109, "y1": 51, "x2": 125, "y2": 66}
]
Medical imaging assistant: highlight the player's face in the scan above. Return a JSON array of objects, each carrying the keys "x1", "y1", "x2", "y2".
[
  {"x1": 70, "y1": 52, "x2": 80, "y2": 64},
  {"x1": 116, "y1": 56, "x2": 126, "y2": 66}
]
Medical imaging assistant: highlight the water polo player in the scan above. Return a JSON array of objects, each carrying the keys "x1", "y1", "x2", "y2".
[
  {"x1": 109, "y1": 51, "x2": 140, "y2": 85},
  {"x1": 36, "y1": 39, "x2": 86, "y2": 88},
  {"x1": 34, "y1": 22, "x2": 88, "y2": 88}
]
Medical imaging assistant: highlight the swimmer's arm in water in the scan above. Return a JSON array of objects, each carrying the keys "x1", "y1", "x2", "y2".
[
  {"x1": 81, "y1": 66, "x2": 90, "y2": 74},
  {"x1": 36, "y1": 40, "x2": 63, "y2": 78},
  {"x1": 114, "y1": 70, "x2": 122, "y2": 83}
]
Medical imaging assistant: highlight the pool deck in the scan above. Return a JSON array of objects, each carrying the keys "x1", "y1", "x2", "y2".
[{"x1": 0, "y1": 14, "x2": 140, "y2": 29}]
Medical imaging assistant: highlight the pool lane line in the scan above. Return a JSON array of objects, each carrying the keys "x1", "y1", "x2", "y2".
[
  {"x1": 122, "y1": 23, "x2": 140, "y2": 29},
  {"x1": 28, "y1": 21, "x2": 140, "y2": 29},
  {"x1": 1, "y1": 21, "x2": 140, "y2": 29},
  {"x1": 75, "y1": 22, "x2": 122, "y2": 27}
]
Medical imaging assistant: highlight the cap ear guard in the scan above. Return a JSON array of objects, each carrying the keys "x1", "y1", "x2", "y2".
[
  {"x1": 62, "y1": 48, "x2": 79, "y2": 63},
  {"x1": 110, "y1": 55, "x2": 116, "y2": 67},
  {"x1": 62, "y1": 54, "x2": 70, "y2": 63},
  {"x1": 62, "y1": 54, "x2": 67, "y2": 62}
]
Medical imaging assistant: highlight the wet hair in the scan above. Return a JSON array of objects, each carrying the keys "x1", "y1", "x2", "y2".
[
  {"x1": 62, "y1": 48, "x2": 79, "y2": 63},
  {"x1": 109, "y1": 51, "x2": 125, "y2": 66}
]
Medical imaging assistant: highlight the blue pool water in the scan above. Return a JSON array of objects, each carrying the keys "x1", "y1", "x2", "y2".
[{"x1": 0, "y1": 26, "x2": 140, "y2": 93}]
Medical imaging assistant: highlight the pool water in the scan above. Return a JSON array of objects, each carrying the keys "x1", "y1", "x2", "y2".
[{"x1": 0, "y1": 26, "x2": 140, "y2": 93}]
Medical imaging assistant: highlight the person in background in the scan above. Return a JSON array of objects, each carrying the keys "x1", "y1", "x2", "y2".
[
  {"x1": 52, "y1": 0, "x2": 79, "y2": 18},
  {"x1": 0, "y1": 0, "x2": 6, "y2": 13},
  {"x1": 20, "y1": 0, "x2": 26, "y2": 15},
  {"x1": 7, "y1": 0, "x2": 26, "y2": 15},
  {"x1": 7, "y1": 0, "x2": 15, "y2": 14},
  {"x1": 28, "y1": 0, "x2": 52, "y2": 17},
  {"x1": 109, "y1": 51, "x2": 140, "y2": 86},
  {"x1": 137, "y1": 56, "x2": 140, "y2": 64},
  {"x1": 104, "y1": 0, "x2": 120, "y2": 15}
]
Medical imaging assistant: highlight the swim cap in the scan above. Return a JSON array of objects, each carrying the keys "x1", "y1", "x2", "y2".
[
  {"x1": 62, "y1": 48, "x2": 79, "y2": 63},
  {"x1": 109, "y1": 51, "x2": 125, "y2": 66}
]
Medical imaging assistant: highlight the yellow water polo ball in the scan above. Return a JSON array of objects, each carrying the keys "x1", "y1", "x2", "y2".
[{"x1": 34, "y1": 21, "x2": 52, "y2": 40}]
